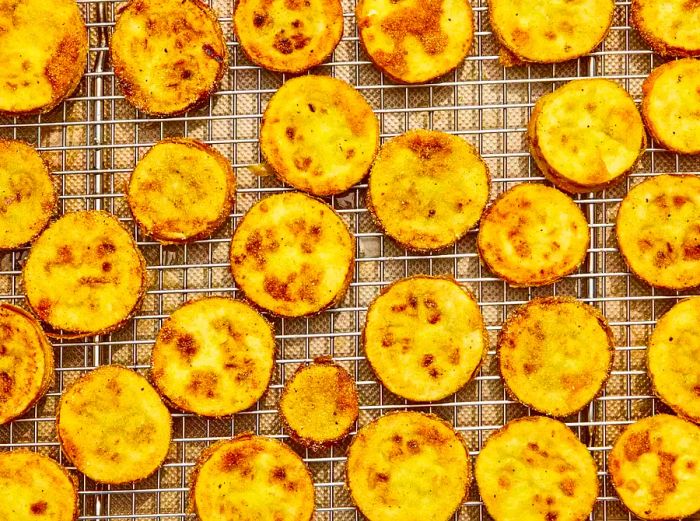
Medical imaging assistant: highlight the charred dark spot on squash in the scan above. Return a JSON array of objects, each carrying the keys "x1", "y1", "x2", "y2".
[
  {"x1": 97, "y1": 240, "x2": 116, "y2": 257},
  {"x1": 559, "y1": 478, "x2": 576, "y2": 496},
  {"x1": 176, "y1": 333, "x2": 198, "y2": 358},
  {"x1": 422, "y1": 354, "x2": 434, "y2": 367},
  {"x1": 0, "y1": 371, "x2": 12, "y2": 396},
  {"x1": 624, "y1": 430, "x2": 651, "y2": 462},
  {"x1": 202, "y1": 44, "x2": 224, "y2": 64},
  {"x1": 30, "y1": 501, "x2": 47, "y2": 515}
]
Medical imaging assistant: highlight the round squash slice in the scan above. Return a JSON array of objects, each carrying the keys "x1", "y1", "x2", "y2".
[
  {"x1": 608, "y1": 414, "x2": 700, "y2": 520},
  {"x1": 529, "y1": 79, "x2": 646, "y2": 194},
  {"x1": 632, "y1": 0, "x2": 700, "y2": 57},
  {"x1": 0, "y1": 0, "x2": 88, "y2": 117},
  {"x1": 363, "y1": 276, "x2": 487, "y2": 402},
  {"x1": 127, "y1": 138, "x2": 235, "y2": 244},
  {"x1": 616, "y1": 174, "x2": 700, "y2": 290},
  {"x1": 499, "y1": 297, "x2": 614, "y2": 417},
  {"x1": 488, "y1": 0, "x2": 614, "y2": 65},
  {"x1": 151, "y1": 297, "x2": 275, "y2": 417},
  {"x1": 647, "y1": 297, "x2": 700, "y2": 424},
  {"x1": 110, "y1": 0, "x2": 228, "y2": 116},
  {"x1": 0, "y1": 140, "x2": 56, "y2": 250},
  {"x1": 279, "y1": 357, "x2": 358, "y2": 449},
  {"x1": 57, "y1": 365, "x2": 171, "y2": 484},
  {"x1": 191, "y1": 434, "x2": 315, "y2": 521},
  {"x1": 0, "y1": 451, "x2": 78, "y2": 521},
  {"x1": 346, "y1": 411, "x2": 470, "y2": 521},
  {"x1": 367, "y1": 130, "x2": 490, "y2": 251},
  {"x1": 355, "y1": 0, "x2": 474, "y2": 83},
  {"x1": 23, "y1": 210, "x2": 147, "y2": 337},
  {"x1": 234, "y1": 0, "x2": 343, "y2": 73},
  {"x1": 0, "y1": 304, "x2": 53, "y2": 425},
  {"x1": 230, "y1": 192, "x2": 355, "y2": 317},
  {"x1": 475, "y1": 416, "x2": 598, "y2": 521},
  {"x1": 260, "y1": 75, "x2": 379, "y2": 196},
  {"x1": 477, "y1": 183, "x2": 589, "y2": 287},
  {"x1": 642, "y1": 58, "x2": 700, "y2": 154}
]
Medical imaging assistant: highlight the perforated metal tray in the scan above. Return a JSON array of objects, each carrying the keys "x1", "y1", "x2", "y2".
[{"x1": 1, "y1": 0, "x2": 699, "y2": 519}]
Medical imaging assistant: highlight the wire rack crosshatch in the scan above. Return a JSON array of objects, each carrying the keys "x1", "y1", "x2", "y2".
[{"x1": 1, "y1": 0, "x2": 699, "y2": 519}]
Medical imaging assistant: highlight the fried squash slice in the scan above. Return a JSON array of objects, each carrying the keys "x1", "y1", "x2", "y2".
[
  {"x1": 475, "y1": 416, "x2": 598, "y2": 521},
  {"x1": 363, "y1": 276, "x2": 487, "y2": 402},
  {"x1": 127, "y1": 138, "x2": 235, "y2": 244},
  {"x1": 260, "y1": 76, "x2": 379, "y2": 196},
  {"x1": 367, "y1": 130, "x2": 490, "y2": 251},
  {"x1": 356, "y1": 0, "x2": 474, "y2": 84},
  {"x1": 477, "y1": 184, "x2": 589, "y2": 287},
  {"x1": 0, "y1": 451, "x2": 78, "y2": 521},
  {"x1": 111, "y1": 0, "x2": 228, "y2": 116},
  {"x1": 191, "y1": 433, "x2": 315, "y2": 521},
  {"x1": 0, "y1": 304, "x2": 53, "y2": 425},
  {"x1": 230, "y1": 192, "x2": 355, "y2": 317},
  {"x1": 616, "y1": 174, "x2": 700, "y2": 290},
  {"x1": 57, "y1": 365, "x2": 171, "y2": 484},
  {"x1": 23, "y1": 210, "x2": 147, "y2": 336},
  {"x1": 608, "y1": 414, "x2": 700, "y2": 520},
  {"x1": 489, "y1": 0, "x2": 614, "y2": 64},
  {"x1": 499, "y1": 297, "x2": 614, "y2": 417},
  {"x1": 529, "y1": 79, "x2": 646, "y2": 194},
  {"x1": 647, "y1": 297, "x2": 700, "y2": 424},
  {"x1": 279, "y1": 357, "x2": 359, "y2": 449},
  {"x1": 632, "y1": 0, "x2": 700, "y2": 57},
  {"x1": 0, "y1": 140, "x2": 56, "y2": 250},
  {"x1": 234, "y1": 0, "x2": 343, "y2": 73},
  {"x1": 642, "y1": 59, "x2": 700, "y2": 155},
  {"x1": 0, "y1": 0, "x2": 88, "y2": 117},
  {"x1": 346, "y1": 411, "x2": 471, "y2": 521},
  {"x1": 151, "y1": 297, "x2": 275, "y2": 417}
]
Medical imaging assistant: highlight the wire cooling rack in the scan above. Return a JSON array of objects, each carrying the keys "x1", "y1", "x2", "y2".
[{"x1": 1, "y1": 0, "x2": 699, "y2": 519}]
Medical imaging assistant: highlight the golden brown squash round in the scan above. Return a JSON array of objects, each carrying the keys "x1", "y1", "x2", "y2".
[
  {"x1": 367, "y1": 130, "x2": 490, "y2": 251},
  {"x1": 355, "y1": 0, "x2": 474, "y2": 84},
  {"x1": 529, "y1": 79, "x2": 646, "y2": 193},
  {"x1": 151, "y1": 297, "x2": 275, "y2": 417},
  {"x1": 230, "y1": 192, "x2": 355, "y2": 317},
  {"x1": 191, "y1": 433, "x2": 315, "y2": 521},
  {"x1": 234, "y1": 0, "x2": 343, "y2": 73},
  {"x1": 475, "y1": 416, "x2": 598, "y2": 521},
  {"x1": 632, "y1": 0, "x2": 700, "y2": 57},
  {"x1": 642, "y1": 59, "x2": 700, "y2": 155},
  {"x1": 346, "y1": 411, "x2": 471, "y2": 521},
  {"x1": 57, "y1": 365, "x2": 172, "y2": 485},
  {"x1": 0, "y1": 451, "x2": 78, "y2": 521},
  {"x1": 260, "y1": 75, "x2": 379, "y2": 196},
  {"x1": 23, "y1": 210, "x2": 148, "y2": 336},
  {"x1": 110, "y1": 0, "x2": 228, "y2": 116},
  {"x1": 363, "y1": 276, "x2": 487, "y2": 402},
  {"x1": 279, "y1": 357, "x2": 358, "y2": 449},
  {"x1": 608, "y1": 414, "x2": 700, "y2": 520},
  {"x1": 489, "y1": 0, "x2": 614, "y2": 65},
  {"x1": 127, "y1": 138, "x2": 235, "y2": 244},
  {"x1": 0, "y1": 304, "x2": 54, "y2": 425},
  {"x1": 0, "y1": 140, "x2": 56, "y2": 250},
  {"x1": 0, "y1": 0, "x2": 88, "y2": 117},
  {"x1": 616, "y1": 174, "x2": 700, "y2": 290},
  {"x1": 498, "y1": 297, "x2": 614, "y2": 417},
  {"x1": 647, "y1": 297, "x2": 700, "y2": 424},
  {"x1": 477, "y1": 183, "x2": 589, "y2": 287}
]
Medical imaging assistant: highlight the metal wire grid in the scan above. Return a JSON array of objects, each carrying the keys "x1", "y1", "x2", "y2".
[{"x1": 1, "y1": 0, "x2": 699, "y2": 519}]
